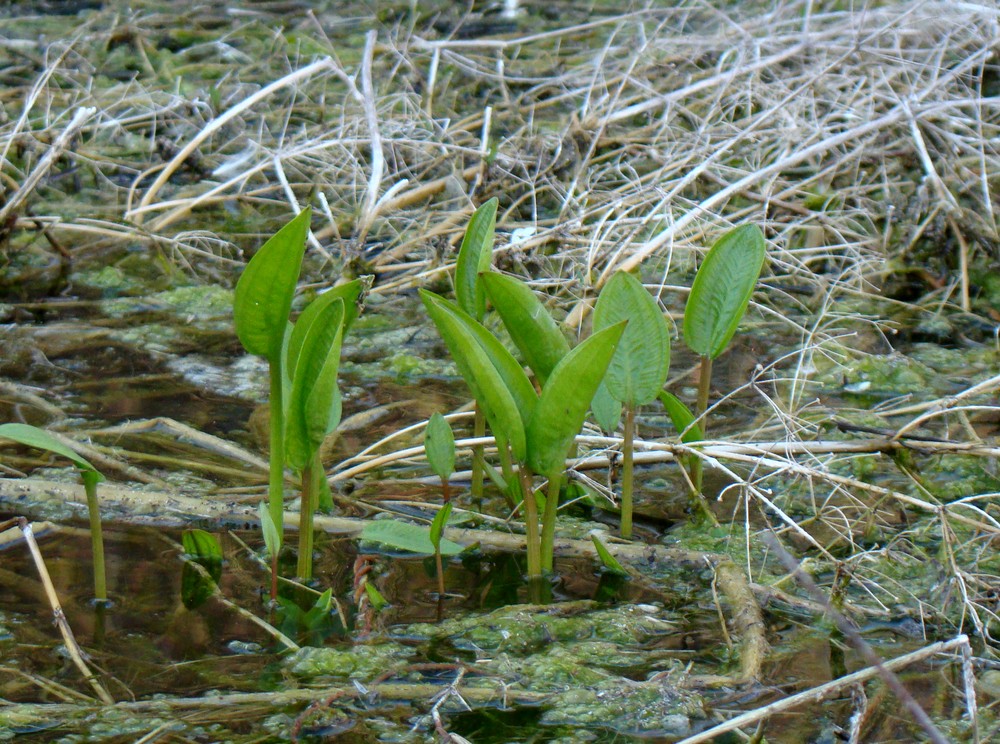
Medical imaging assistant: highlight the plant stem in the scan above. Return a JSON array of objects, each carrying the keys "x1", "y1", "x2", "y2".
[
  {"x1": 515, "y1": 459, "x2": 541, "y2": 578},
  {"x1": 296, "y1": 458, "x2": 317, "y2": 580},
  {"x1": 270, "y1": 552, "x2": 278, "y2": 603},
  {"x1": 470, "y1": 405, "x2": 485, "y2": 501},
  {"x1": 497, "y1": 436, "x2": 520, "y2": 509},
  {"x1": 539, "y1": 470, "x2": 563, "y2": 573},
  {"x1": 435, "y1": 548, "x2": 445, "y2": 600},
  {"x1": 268, "y1": 360, "x2": 286, "y2": 539},
  {"x1": 621, "y1": 404, "x2": 635, "y2": 539},
  {"x1": 441, "y1": 476, "x2": 451, "y2": 504},
  {"x1": 83, "y1": 475, "x2": 106, "y2": 602},
  {"x1": 695, "y1": 354, "x2": 713, "y2": 433}
]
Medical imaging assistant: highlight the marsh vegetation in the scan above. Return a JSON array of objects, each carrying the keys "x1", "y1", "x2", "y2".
[{"x1": 0, "y1": 1, "x2": 998, "y2": 741}]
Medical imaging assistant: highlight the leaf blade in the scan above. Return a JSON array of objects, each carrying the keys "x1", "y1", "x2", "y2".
[{"x1": 454, "y1": 198, "x2": 498, "y2": 320}]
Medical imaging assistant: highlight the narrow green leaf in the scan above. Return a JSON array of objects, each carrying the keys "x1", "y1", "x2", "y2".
[
  {"x1": 527, "y1": 321, "x2": 626, "y2": 477},
  {"x1": 258, "y1": 501, "x2": 282, "y2": 558},
  {"x1": 234, "y1": 208, "x2": 311, "y2": 361},
  {"x1": 285, "y1": 299, "x2": 345, "y2": 471},
  {"x1": 683, "y1": 224, "x2": 766, "y2": 360},
  {"x1": 430, "y1": 502, "x2": 454, "y2": 550},
  {"x1": 420, "y1": 290, "x2": 530, "y2": 462},
  {"x1": 0, "y1": 423, "x2": 102, "y2": 479},
  {"x1": 182, "y1": 529, "x2": 223, "y2": 561},
  {"x1": 657, "y1": 391, "x2": 704, "y2": 443},
  {"x1": 361, "y1": 519, "x2": 464, "y2": 556},
  {"x1": 481, "y1": 272, "x2": 570, "y2": 385},
  {"x1": 590, "y1": 532, "x2": 628, "y2": 576},
  {"x1": 425, "y1": 412, "x2": 456, "y2": 481},
  {"x1": 591, "y1": 381, "x2": 622, "y2": 433},
  {"x1": 455, "y1": 198, "x2": 498, "y2": 320},
  {"x1": 594, "y1": 272, "x2": 671, "y2": 406}
]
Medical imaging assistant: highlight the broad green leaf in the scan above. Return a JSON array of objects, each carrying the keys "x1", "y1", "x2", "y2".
[
  {"x1": 683, "y1": 224, "x2": 766, "y2": 359},
  {"x1": 286, "y1": 276, "x2": 370, "y2": 373},
  {"x1": 425, "y1": 412, "x2": 456, "y2": 481},
  {"x1": 593, "y1": 272, "x2": 670, "y2": 406},
  {"x1": 454, "y1": 198, "x2": 498, "y2": 320},
  {"x1": 657, "y1": 391, "x2": 704, "y2": 443},
  {"x1": 590, "y1": 533, "x2": 628, "y2": 576},
  {"x1": 421, "y1": 290, "x2": 530, "y2": 461},
  {"x1": 591, "y1": 381, "x2": 622, "y2": 433},
  {"x1": 234, "y1": 208, "x2": 311, "y2": 360},
  {"x1": 430, "y1": 502, "x2": 454, "y2": 550},
  {"x1": 258, "y1": 501, "x2": 282, "y2": 557},
  {"x1": 527, "y1": 321, "x2": 626, "y2": 477},
  {"x1": 361, "y1": 519, "x2": 464, "y2": 556},
  {"x1": 481, "y1": 272, "x2": 570, "y2": 385},
  {"x1": 0, "y1": 423, "x2": 103, "y2": 480},
  {"x1": 182, "y1": 529, "x2": 223, "y2": 561},
  {"x1": 285, "y1": 299, "x2": 345, "y2": 470}
]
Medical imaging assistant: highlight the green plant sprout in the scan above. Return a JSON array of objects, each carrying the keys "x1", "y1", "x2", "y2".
[
  {"x1": 233, "y1": 209, "x2": 311, "y2": 541},
  {"x1": 425, "y1": 412, "x2": 456, "y2": 503},
  {"x1": 0, "y1": 423, "x2": 107, "y2": 602},
  {"x1": 284, "y1": 295, "x2": 346, "y2": 581},
  {"x1": 453, "y1": 198, "x2": 498, "y2": 502},
  {"x1": 680, "y1": 224, "x2": 766, "y2": 510},
  {"x1": 420, "y1": 287, "x2": 624, "y2": 578},
  {"x1": 430, "y1": 501, "x2": 454, "y2": 600},
  {"x1": 593, "y1": 272, "x2": 671, "y2": 538}
]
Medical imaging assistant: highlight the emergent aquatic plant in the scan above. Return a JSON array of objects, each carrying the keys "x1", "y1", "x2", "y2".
[
  {"x1": 453, "y1": 198, "x2": 498, "y2": 501},
  {"x1": 420, "y1": 287, "x2": 624, "y2": 578},
  {"x1": 233, "y1": 209, "x2": 310, "y2": 539},
  {"x1": 425, "y1": 412, "x2": 456, "y2": 504},
  {"x1": 593, "y1": 272, "x2": 671, "y2": 538},
  {"x1": 677, "y1": 224, "x2": 766, "y2": 507},
  {"x1": 0, "y1": 423, "x2": 107, "y2": 602}
]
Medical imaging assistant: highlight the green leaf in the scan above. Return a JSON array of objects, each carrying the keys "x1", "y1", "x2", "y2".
[
  {"x1": 430, "y1": 502, "x2": 454, "y2": 550},
  {"x1": 593, "y1": 271, "x2": 671, "y2": 406},
  {"x1": 258, "y1": 500, "x2": 282, "y2": 558},
  {"x1": 361, "y1": 519, "x2": 464, "y2": 556},
  {"x1": 454, "y1": 198, "x2": 498, "y2": 320},
  {"x1": 182, "y1": 529, "x2": 223, "y2": 561},
  {"x1": 657, "y1": 391, "x2": 703, "y2": 443},
  {"x1": 364, "y1": 581, "x2": 388, "y2": 611},
  {"x1": 591, "y1": 381, "x2": 622, "y2": 433},
  {"x1": 285, "y1": 299, "x2": 345, "y2": 471},
  {"x1": 0, "y1": 423, "x2": 103, "y2": 480},
  {"x1": 683, "y1": 224, "x2": 766, "y2": 360},
  {"x1": 420, "y1": 290, "x2": 531, "y2": 462},
  {"x1": 527, "y1": 321, "x2": 626, "y2": 477},
  {"x1": 234, "y1": 208, "x2": 311, "y2": 361},
  {"x1": 425, "y1": 412, "x2": 456, "y2": 481},
  {"x1": 590, "y1": 533, "x2": 628, "y2": 576},
  {"x1": 481, "y1": 272, "x2": 570, "y2": 385},
  {"x1": 286, "y1": 277, "x2": 369, "y2": 373}
]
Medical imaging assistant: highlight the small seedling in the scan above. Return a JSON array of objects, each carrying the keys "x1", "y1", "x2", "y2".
[
  {"x1": 0, "y1": 423, "x2": 107, "y2": 602},
  {"x1": 430, "y1": 501, "x2": 454, "y2": 600},
  {"x1": 593, "y1": 271, "x2": 671, "y2": 538},
  {"x1": 233, "y1": 209, "x2": 311, "y2": 540},
  {"x1": 425, "y1": 412, "x2": 456, "y2": 503},
  {"x1": 454, "y1": 198, "x2": 498, "y2": 501},
  {"x1": 681, "y1": 224, "x2": 766, "y2": 513}
]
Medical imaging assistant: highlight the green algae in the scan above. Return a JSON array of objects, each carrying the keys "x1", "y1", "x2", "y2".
[{"x1": 286, "y1": 641, "x2": 413, "y2": 681}]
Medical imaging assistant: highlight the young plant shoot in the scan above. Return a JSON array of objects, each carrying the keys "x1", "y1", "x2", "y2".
[
  {"x1": 425, "y1": 412, "x2": 456, "y2": 503},
  {"x1": 453, "y1": 198, "x2": 498, "y2": 501},
  {"x1": 430, "y1": 501, "x2": 454, "y2": 600},
  {"x1": 233, "y1": 209, "x2": 311, "y2": 540},
  {"x1": 593, "y1": 272, "x2": 671, "y2": 538},
  {"x1": 420, "y1": 286, "x2": 624, "y2": 578},
  {"x1": 0, "y1": 424, "x2": 107, "y2": 602},
  {"x1": 681, "y1": 224, "x2": 766, "y2": 511}
]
